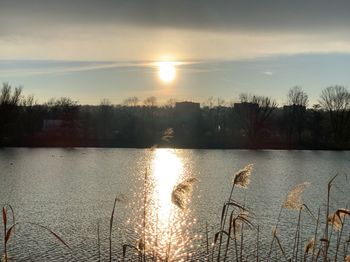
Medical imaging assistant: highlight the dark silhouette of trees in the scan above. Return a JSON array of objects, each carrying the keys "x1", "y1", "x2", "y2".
[
  {"x1": 287, "y1": 86, "x2": 308, "y2": 106},
  {"x1": 308, "y1": 104, "x2": 323, "y2": 148},
  {"x1": 319, "y1": 86, "x2": 350, "y2": 146},
  {"x1": 1, "y1": 82, "x2": 350, "y2": 149},
  {"x1": 96, "y1": 99, "x2": 115, "y2": 143},
  {"x1": 0, "y1": 83, "x2": 23, "y2": 105},
  {"x1": 283, "y1": 86, "x2": 308, "y2": 146},
  {"x1": 235, "y1": 93, "x2": 277, "y2": 147},
  {"x1": 0, "y1": 83, "x2": 24, "y2": 145},
  {"x1": 144, "y1": 96, "x2": 157, "y2": 107},
  {"x1": 45, "y1": 97, "x2": 78, "y2": 119},
  {"x1": 123, "y1": 96, "x2": 139, "y2": 107},
  {"x1": 164, "y1": 99, "x2": 177, "y2": 109},
  {"x1": 200, "y1": 97, "x2": 230, "y2": 147}
]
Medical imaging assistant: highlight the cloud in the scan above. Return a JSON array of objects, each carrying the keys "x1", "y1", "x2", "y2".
[
  {"x1": 1, "y1": 0, "x2": 350, "y2": 33},
  {"x1": 2, "y1": 26, "x2": 350, "y2": 61},
  {"x1": 1, "y1": 0, "x2": 350, "y2": 61},
  {"x1": 0, "y1": 61, "x2": 146, "y2": 77},
  {"x1": 0, "y1": 60, "x2": 200, "y2": 77}
]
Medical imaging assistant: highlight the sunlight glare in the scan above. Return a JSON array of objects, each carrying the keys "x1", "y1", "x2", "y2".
[
  {"x1": 145, "y1": 148, "x2": 195, "y2": 260},
  {"x1": 152, "y1": 149, "x2": 183, "y2": 223},
  {"x1": 158, "y1": 62, "x2": 176, "y2": 83}
]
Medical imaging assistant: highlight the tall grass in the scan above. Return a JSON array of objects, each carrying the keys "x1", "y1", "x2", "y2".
[
  {"x1": 1, "y1": 204, "x2": 71, "y2": 262},
  {"x1": 1, "y1": 163, "x2": 349, "y2": 261},
  {"x1": 208, "y1": 169, "x2": 349, "y2": 262}
]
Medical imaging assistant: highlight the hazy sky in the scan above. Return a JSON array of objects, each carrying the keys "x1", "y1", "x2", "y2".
[{"x1": 1, "y1": 0, "x2": 350, "y2": 105}]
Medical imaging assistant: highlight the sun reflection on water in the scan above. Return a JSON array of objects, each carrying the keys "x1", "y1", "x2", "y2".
[
  {"x1": 152, "y1": 148, "x2": 183, "y2": 224},
  {"x1": 133, "y1": 148, "x2": 197, "y2": 260}
]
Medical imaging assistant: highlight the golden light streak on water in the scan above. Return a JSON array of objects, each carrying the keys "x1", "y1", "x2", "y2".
[{"x1": 136, "y1": 148, "x2": 196, "y2": 261}]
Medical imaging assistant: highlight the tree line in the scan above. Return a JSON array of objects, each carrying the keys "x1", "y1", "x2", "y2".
[{"x1": 1, "y1": 83, "x2": 350, "y2": 149}]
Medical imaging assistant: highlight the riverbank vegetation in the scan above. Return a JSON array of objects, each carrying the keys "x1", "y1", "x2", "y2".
[
  {"x1": 1, "y1": 83, "x2": 350, "y2": 149},
  {"x1": 1, "y1": 164, "x2": 349, "y2": 261}
]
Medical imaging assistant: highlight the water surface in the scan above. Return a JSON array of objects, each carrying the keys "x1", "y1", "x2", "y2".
[{"x1": 0, "y1": 148, "x2": 349, "y2": 261}]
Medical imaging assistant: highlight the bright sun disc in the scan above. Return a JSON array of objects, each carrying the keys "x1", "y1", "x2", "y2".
[{"x1": 158, "y1": 62, "x2": 176, "y2": 83}]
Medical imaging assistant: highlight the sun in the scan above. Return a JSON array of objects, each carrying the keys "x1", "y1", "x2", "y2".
[{"x1": 158, "y1": 62, "x2": 176, "y2": 83}]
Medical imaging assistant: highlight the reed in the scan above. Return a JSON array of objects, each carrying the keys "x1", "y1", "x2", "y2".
[
  {"x1": 210, "y1": 167, "x2": 349, "y2": 262},
  {"x1": 109, "y1": 196, "x2": 118, "y2": 262},
  {"x1": 2, "y1": 163, "x2": 349, "y2": 262},
  {"x1": 1, "y1": 205, "x2": 71, "y2": 262},
  {"x1": 97, "y1": 221, "x2": 101, "y2": 262},
  {"x1": 283, "y1": 182, "x2": 311, "y2": 210},
  {"x1": 161, "y1": 128, "x2": 174, "y2": 142},
  {"x1": 2, "y1": 205, "x2": 15, "y2": 262},
  {"x1": 216, "y1": 164, "x2": 253, "y2": 261},
  {"x1": 171, "y1": 177, "x2": 198, "y2": 210}
]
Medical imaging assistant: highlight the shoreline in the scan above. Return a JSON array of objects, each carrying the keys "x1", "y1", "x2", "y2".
[{"x1": 1, "y1": 145, "x2": 350, "y2": 151}]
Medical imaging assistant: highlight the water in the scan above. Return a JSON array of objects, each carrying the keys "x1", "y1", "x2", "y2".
[{"x1": 0, "y1": 148, "x2": 349, "y2": 261}]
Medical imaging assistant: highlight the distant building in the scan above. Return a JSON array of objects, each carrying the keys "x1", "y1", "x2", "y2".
[
  {"x1": 283, "y1": 104, "x2": 306, "y2": 113},
  {"x1": 175, "y1": 101, "x2": 200, "y2": 120},
  {"x1": 175, "y1": 101, "x2": 200, "y2": 112},
  {"x1": 233, "y1": 102, "x2": 259, "y2": 112}
]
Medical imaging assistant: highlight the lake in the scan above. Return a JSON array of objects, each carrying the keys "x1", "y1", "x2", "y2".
[{"x1": 0, "y1": 148, "x2": 349, "y2": 261}]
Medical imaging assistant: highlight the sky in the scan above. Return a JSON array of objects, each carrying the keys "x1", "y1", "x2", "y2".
[{"x1": 1, "y1": 0, "x2": 350, "y2": 105}]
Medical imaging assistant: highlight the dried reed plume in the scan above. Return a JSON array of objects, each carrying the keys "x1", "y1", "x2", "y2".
[
  {"x1": 233, "y1": 164, "x2": 253, "y2": 188},
  {"x1": 171, "y1": 177, "x2": 198, "y2": 209},
  {"x1": 149, "y1": 144, "x2": 158, "y2": 151},
  {"x1": 283, "y1": 182, "x2": 310, "y2": 210},
  {"x1": 304, "y1": 238, "x2": 315, "y2": 254},
  {"x1": 161, "y1": 128, "x2": 174, "y2": 142},
  {"x1": 327, "y1": 208, "x2": 350, "y2": 231}
]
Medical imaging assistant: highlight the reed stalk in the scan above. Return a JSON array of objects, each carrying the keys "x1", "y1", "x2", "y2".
[{"x1": 109, "y1": 197, "x2": 118, "y2": 262}]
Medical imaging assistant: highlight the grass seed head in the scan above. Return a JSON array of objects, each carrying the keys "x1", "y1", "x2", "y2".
[
  {"x1": 283, "y1": 182, "x2": 310, "y2": 210},
  {"x1": 328, "y1": 208, "x2": 350, "y2": 231},
  {"x1": 304, "y1": 238, "x2": 315, "y2": 254},
  {"x1": 233, "y1": 164, "x2": 253, "y2": 188},
  {"x1": 171, "y1": 177, "x2": 198, "y2": 209}
]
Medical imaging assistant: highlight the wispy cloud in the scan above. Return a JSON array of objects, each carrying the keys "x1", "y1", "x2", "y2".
[
  {"x1": 0, "y1": 61, "x2": 156, "y2": 78},
  {"x1": 0, "y1": 60, "x2": 207, "y2": 78},
  {"x1": 263, "y1": 71, "x2": 274, "y2": 76}
]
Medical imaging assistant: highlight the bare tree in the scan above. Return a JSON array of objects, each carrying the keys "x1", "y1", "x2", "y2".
[
  {"x1": 203, "y1": 97, "x2": 226, "y2": 108},
  {"x1": 235, "y1": 93, "x2": 277, "y2": 145},
  {"x1": 284, "y1": 86, "x2": 309, "y2": 144},
  {"x1": 0, "y1": 83, "x2": 23, "y2": 106},
  {"x1": 99, "y1": 98, "x2": 113, "y2": 114},
  {"x1": 21, "y1": 94, "x2": 36, "y2": 107},
  {"x1": 46, "y1": 97, "x2": 78, "y2": 108},
  {"x1": 238, "y1": 93, "x2": 277, "y2": 117},
  {"x1": 204, "y1": 97, "x2": 215, "y2": 108},
  {"x1": 143, "y1": 96, "x2": 157, "y2": 107},
  {"x1": 217, "y1": 98, "x2": 226, "y2": 107},
  {"x1": 238, "y1": 93, "x2": 248, "y2": 103},
  {"x1": 46, "y1": 97, "x2": 79, "y2": 119},
  {"x1": 164, "y1": 98, "x2": 177, "y2": 108},
  {"x1": 100, "y1": 98, "x2": 112, "y2": 106},
  {"x1": 319, "y1": 86, "x2": 350, "y2": 143},
  {"x1": 123, "y1": 96, "x2": 139, "y2": 107},
  {"x1": 0, "y1": 83, "x2": 24, "y2": 141},
  {"x1": 287, "y1": 86, "x2": 309, "y2": 107}
]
